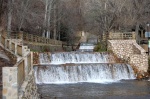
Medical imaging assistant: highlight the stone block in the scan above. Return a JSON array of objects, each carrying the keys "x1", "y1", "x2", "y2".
[
  {"x1": 3, "y1": 96, "x2": 6, "y2": 99},
  {"x1": 3, "y1": 88, "x2": 7, "y2": 95}
]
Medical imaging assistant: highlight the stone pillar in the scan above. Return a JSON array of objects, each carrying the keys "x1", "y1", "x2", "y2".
[
  {"x1": 31, "y1": 52, "x2": 33, "y2": 71},
  {"x1": 18, "y1": 31, "x2": 23, "y2": 39},
  {"x1": 24, "y1": 56, "x2": 28, "y2": 81},
  {"x1": 23, "y1": 53, "x2": 32, "y2": 81},
  {"x1": 132, "y1": 32, "x2": 136, "y2": 39},
  {"x1": 141, "y1": 30, "x2": 144, "y2": 38},
  {"x1": 0, "y1": 31, "x2": 1, "y2": 44},
  {"x1": 15, "y1": 43, "x2": 17, "y2": 55},
  {"x1": 3, "y1": 67, "x2": 18, "y2": 99}
]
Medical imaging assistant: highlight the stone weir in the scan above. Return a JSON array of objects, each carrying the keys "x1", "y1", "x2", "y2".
[
  {"x1": 38, "y1": 52, "x2": 117, "y2": 65},
  {"x1": 34, "y1": 52, "x2": 136, "y2": 84},
  {"x1": 34, "y1": 63, "x2": 135, "y2": 84}
]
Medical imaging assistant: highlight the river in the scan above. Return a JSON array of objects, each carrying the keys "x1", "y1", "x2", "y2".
[
  {"x1": 36, "y1": 52, "x2": 150, "y2": 99},
  {"x1": 38, "y1": 80, "x2": 150, "y2": 99}
]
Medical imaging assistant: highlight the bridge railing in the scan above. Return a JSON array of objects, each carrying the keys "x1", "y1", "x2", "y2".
[
  {"x1": 1, "y1": 29, "x2": 39, "y2": 98},
  {"x1": 16, "y1": 52, "x2": 32, "y2": 88},
  {"x1": 17, "y1": 59, "x2": 25, "y2": 88},
  {"x1": 2, "y1": 35, "x2": 33, "y2": 98},
  {"x1": 1, "y1": 30, "x2": 63, "y2": 46},
  {"x1": 109, "y1": 32, "x2": 136, "y2": 40},
  {"x1": 101, "y1": 32, "x2": 136, "y2": 41},
  {"x1": 20, "y1": 32, "x2": 62, "y2": 45}
]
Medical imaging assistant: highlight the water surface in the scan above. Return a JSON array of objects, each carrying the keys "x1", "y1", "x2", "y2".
[{"x1": 38, "y1": 80, "x2": 150, "y2": 99}]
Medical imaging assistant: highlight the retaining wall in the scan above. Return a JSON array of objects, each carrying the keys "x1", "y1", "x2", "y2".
[
  {"x1": 108, "y1": 40, "x2": 148, "y2": 73},
  {"x1": 1, "y1": 30, "x2": 39, "y2": 99},
  {"x1": 19, "y1": 71, "x2": 39, "y2": 99}
]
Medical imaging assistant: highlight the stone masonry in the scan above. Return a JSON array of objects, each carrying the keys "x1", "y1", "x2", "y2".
[
  {"x1": 108, "y1": 40, "x2": 148, "y2": 73},
  {"x1": 19, "y1": 72, "x2": 39, "y2": 99},
  {"x1": 3, "y1": 58, "x2": 39, "y2": 99},
  {"x1": 1, "y1": 30, "x2": 40, "y2": 99},
  {"x1": 3, "y1": 67, "x2": 18, "y2": 99}
]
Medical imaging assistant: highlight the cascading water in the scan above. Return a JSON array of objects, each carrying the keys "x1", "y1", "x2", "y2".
[
  {"x1": 34, "y1": 64, "x2": 135, "y2": 84},
  {"x1": 35, "y1": 52, "x2": 135, "y2": 84},
  {"x1": 39, "y1": 52, "x2": 116, "y2": 65}
]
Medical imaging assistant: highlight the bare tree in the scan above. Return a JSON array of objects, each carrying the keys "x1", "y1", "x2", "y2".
[
  {"x1": 7, "y1": 0, "x2": 14, "y2": 38},
  {"x1": 0, "y1": 0, "x2": 4, "y2": 25},
  {"x1": 1, "y1": 0, "x2": 150, "y2": 43},
  {"x1": 41, "y1": 0, "x2": 55, "y2": 38}
]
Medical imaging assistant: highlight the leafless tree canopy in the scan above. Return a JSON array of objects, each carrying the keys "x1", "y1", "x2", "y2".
[{"x1": 1, "y1": 0, "x2": 150, "y2": 41}]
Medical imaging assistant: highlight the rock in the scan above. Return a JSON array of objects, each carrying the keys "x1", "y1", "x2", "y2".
[
  {"x1": 136, "y1": 72, "x2": 150, "y2": 80},
  {"x1": 137, "y1": 74, "x2": 143, "y2": 80}
]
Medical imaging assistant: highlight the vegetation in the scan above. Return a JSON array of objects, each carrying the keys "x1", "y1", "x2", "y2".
[
  {"x1": 1, "y1": 0, "x2": 150, "y2": 44},
  {"x1": 94, "y1": 42, "x2": 107, "y2": 52}
]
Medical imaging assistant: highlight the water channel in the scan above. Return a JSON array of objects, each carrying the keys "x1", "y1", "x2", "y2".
[{"x1": 35, "y1": 52, "x2": 150, "y2": 99}]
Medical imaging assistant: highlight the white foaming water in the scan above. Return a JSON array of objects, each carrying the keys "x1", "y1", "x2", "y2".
[
  {"x1": 34, "y1": 64, "x2": 135, "y2": 84},
  {"x1": 39, "y1": 52, "x2": 115, "y2": 65}
]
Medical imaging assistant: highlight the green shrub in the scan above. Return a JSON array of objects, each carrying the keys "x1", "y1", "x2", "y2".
[{"x1": 94, "y1": 42, "x2": 107, "y2": 52}]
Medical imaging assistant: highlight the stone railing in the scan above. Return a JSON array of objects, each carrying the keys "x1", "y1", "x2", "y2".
[
  {"x1": 108, "y1": 40, "x2": 148, "y2": 73},
  {"x1": 102, "y1": 32, "x2": 135, "y2": 41},
  {"x1": 9, "y1": 31, "x2": 63, "y2": 45},
  {"x1": 1, "y1": 30, "x2": 67, "y2": 52},
  {"x1": 0, "y1": 30, "x2": 39, "y2": 99},
  {"x1": 109, "y1": 32, "x2": 136, "y2": 40}
]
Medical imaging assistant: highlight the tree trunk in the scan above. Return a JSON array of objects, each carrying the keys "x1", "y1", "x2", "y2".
[
  {"x1": 0, "y1": 0, "x2": 3, "y2": 25},
  {"x1": 43, "y1": 0, "x2": 54, "y2": 38},
  {"x1": 43, "y1": 0, "x2": 48, "y2": 38},
  {"x1": 18, "y1": 0, "x2": 30, "y2": 31},
  {"x1": 47, "y1": 0, "x2": 52, "y2": 38},
  {"x1": 53, "y1": 4, "x2": 57, "y2": 40},
  {"x1": 135, "y1": 23, "x2": 140, "y2": 44},
  {"x1": 7, "y1": 0, "x2": 13, "y2": 38},
  {"x1": 58, "y1": 20, "x2": 60, "y2": 40}
]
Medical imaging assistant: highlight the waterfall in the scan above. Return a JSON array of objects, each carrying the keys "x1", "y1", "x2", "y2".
[
  {"x1": 39, "y1": 52, "x2": 116, "y2": 65},
  {"x1": 35, "y1": 52, "x2": 136, "y2": 84},
  {"x1": 34, "y1": 64, "x2": 135, "y2": 84}
]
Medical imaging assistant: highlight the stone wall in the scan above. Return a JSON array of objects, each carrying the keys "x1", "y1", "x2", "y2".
[
  {"x1": 2, "y1": 55, "x2": 40, "y2": 99},
  {"x1": 19, "y1": 72, "x2": 39, "y2": 99},
  {"x1": 26, "y1": 43, "x2": 63, "y2": 52},
  {"x1": 1, "y1": 31, "x2": 40, "y2": 99},
  {"x1": 108, "y1": 40, "x2": 148, "y2": 73},
  {"x1": 26, "y1": 43, "x2": 74, "y2": 52},
  {"x1": 3, "y1": 67, "x2": 18, "y2": 99},
  {"x1": 3, "y1": 68, "x2": 39, "y2": 99}
]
